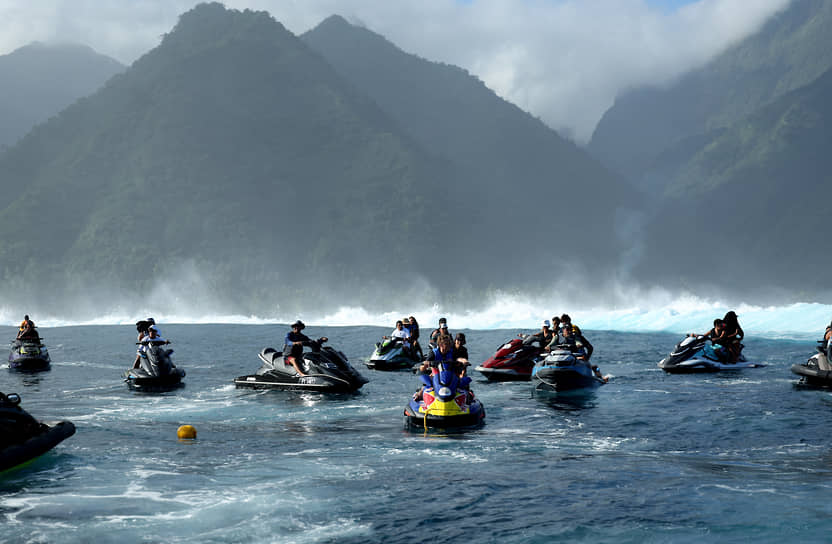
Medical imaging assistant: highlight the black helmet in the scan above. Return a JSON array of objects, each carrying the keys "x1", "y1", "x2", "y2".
[{"x1": 291, "y1": 320, "x2": 305, "y2": 330}]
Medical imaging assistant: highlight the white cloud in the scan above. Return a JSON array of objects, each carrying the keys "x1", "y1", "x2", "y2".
[{"x1": 0, "y1": 0, "x2": 793, "y2": 142}]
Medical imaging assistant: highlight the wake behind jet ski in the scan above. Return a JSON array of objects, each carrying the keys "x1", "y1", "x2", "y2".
[
  {"x1": 0, "y1": 391, "x2": 75, "y2": 474},
  {"x1": 658, "y1": 335, "x2": 762, "y2": 373},
  {"x1": 791, "y1": 340, "x2": 832, "y2": 387},
  {"x1": 124, "y1": 321, "x2": 185, "y2": 391},
  {"x1": 235, "y1": 321, "x2": 367, "y2": 393}
]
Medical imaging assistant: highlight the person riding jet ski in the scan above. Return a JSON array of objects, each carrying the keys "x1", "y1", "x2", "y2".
[
  {"x1": 520, "y1": 320, "x2": 554, "y2": 347},
  {"x1": 284, "y1": 320, "x2": 327, "y2": 377}
]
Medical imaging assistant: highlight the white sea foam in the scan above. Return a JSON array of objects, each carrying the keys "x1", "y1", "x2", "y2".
[{"x1": 1, "y1": 290, "x2": 829, "y2": 336}]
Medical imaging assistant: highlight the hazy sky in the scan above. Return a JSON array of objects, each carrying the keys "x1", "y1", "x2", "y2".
[{"x1": 0, "y1": 0, "x2": 793, "y2": 142}]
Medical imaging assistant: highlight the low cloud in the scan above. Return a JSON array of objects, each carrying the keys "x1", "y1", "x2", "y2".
[{"x1": 0, "y1": 0, "x2": 793, "y2": 142}]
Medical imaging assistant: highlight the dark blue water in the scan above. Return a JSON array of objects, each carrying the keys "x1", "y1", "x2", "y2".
[{"x1": 1, "y1": 324, "x2": 831, "y2": 542}]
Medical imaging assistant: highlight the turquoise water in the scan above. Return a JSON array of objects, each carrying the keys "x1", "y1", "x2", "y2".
[{"x1": 1, "y1": 324, "x2": 831, "y2": 543}]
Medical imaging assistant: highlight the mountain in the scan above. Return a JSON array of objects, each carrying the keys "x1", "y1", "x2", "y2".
[
  {"x1": 588, "y1": 0, "x2": 832, "y2": 188},
  {"x1": 634, "y1": 64, "x2": 832, "y2": 294},
  {"x1": 302, "y1": 16, "x2": 638, "y2": 281},
  {"x1": 0, "y1": 42, "x2": 124, "y2": 149},
  {"x1": 0, "y1": 3, "x2": 457, "y2": 314},
  {"x1": 0, "y1": 4, "x2": 644, "y2": 316}
]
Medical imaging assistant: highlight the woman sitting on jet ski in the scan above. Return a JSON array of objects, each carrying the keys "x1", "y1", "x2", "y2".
[
  {"x1": 721, "y1": 311, "x2": 744, "y2": 363},
  {"x1": 283, "y1": 320, "x2": 327, "y2": 377},
  {"x1": 690, "y1": 318, "x2": 736, "y2": 362}
]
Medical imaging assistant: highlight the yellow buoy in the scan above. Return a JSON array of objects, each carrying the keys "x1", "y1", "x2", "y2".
[{"x1": 177, "y1": 425, "x2": 197, "y2": 440}]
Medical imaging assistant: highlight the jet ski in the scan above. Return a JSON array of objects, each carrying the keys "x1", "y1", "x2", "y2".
[
  {"x1": 234, "y1": 338, "x2": 368, "y2": 393},
  {"x1": 0, "y1": 391, "x2": 75, "y2": 473},
  {"x1": 366, "y1": 337, "x2": 419, "y2": 371},
  {"x1": 474, "y1": 337, "x2": 543, "y2": 381},
  {"x1": 658, "y1": 335, "x2": 763, "y2": 373},
  {"x1": 404, "y1": 361, "x2": 485, "y2": 429},
  {"x1": 531, "y1": 346, "x2": 605, "y2": 394},
  {"x1": 791, "y1": 341, "x2": 832, "y2": 386},
  {"x1": 8, "y1": 337, "x2": 51, "y2": 372},
  {"x1": 124, "y1": 340, "x2": 185, "y2": 392}
]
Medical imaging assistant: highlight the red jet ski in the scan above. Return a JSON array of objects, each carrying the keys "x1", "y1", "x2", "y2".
[{"x1": 474, "y1": 337, "x2": 545, "y2": 382}]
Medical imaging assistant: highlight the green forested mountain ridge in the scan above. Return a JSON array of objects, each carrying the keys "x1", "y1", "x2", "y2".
[
  {"x1": 0, "y1": 42, "x2": 124, "y2": 150},
  {"x1": 0, "y1": 3, "x2": 458, "y2": 312},
  {"x1": 0, "y1": 3, "x2": 641, "y2": 314},
  {"x1": 635, "y1": 65, "x2": 832, "y2": 293},
  {"x1": 588, "y1": 0, "x2": 832, "y2": 187},
  {"x1": 302, "y1": 16, "x2": 638, "y2": 278}
]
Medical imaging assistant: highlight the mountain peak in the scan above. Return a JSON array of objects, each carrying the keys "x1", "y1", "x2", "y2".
[{"x1": 160, "y1": 2, "x2": 292, "y2": 53}]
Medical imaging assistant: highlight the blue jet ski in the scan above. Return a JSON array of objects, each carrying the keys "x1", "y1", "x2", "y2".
[{"x1": 659, "y1": 335, "x2": 763, "y2": 373}]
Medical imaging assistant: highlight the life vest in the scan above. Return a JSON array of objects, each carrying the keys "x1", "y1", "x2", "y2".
[{"x1": 431, "y1": 346, "x2": 454, "y2": 363}]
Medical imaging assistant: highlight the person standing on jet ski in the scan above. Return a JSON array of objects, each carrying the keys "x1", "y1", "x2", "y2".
[
  {"x1": 407, "y1": 316, "x2": 424, "y2": 359},
  {"x1": 283, "y1": 320, "x2": 327, "y2": 377}
]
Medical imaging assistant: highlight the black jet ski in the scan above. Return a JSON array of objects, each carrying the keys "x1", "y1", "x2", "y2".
[
  {"x1": 8, "y1": 334, "x2": 51, "y2": 372},
  {"x1": 234, "y1": 338, "x2": 368, "y2": 393},
  {"x1": 124, "y1": 341, "x2": 185, "y2": 392},
  {"x1": 0, "y1": 392, "x2": 75, "y2": 473},
  {"x1": 791, "y1": 341, "x2": 832, "y2": 386},
  {"x1": 366, "y1": 337, "x2": 419, "y2": 371},
  {"x1": 658, "y1": 335, "x2": 763, "y2": 373},
  {"x1": 531, "y1": 346, "x2": 605, "y2": 394}
]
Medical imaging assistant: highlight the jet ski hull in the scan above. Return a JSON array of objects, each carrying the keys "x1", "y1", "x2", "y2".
[
  {"x1": 124, "y1": 368, "x2": 185, "y2": 392},
  {"x1": 367, "y1": 340, "x2": 418, "y2": 371},
  {"x1": 0, "y1": 420, "x2": 75, "y2": 474},
  {"x1": 403, "y1": 398, "x2": 485, "y2": 429},
  {"x1": 235, "y1": 346, "x2": 368, "y2": 393},
  {"x1": 8, "y1": 341, "x2": 51, "y2": 372},
  {"x1": 791, "y1": 352, "x2": 832, "y2": 386},
  {"x1": 475, "y1": 338, "x2": 541, "y2": 381},
  {"x1": 8, "y1": 355, "x2": 51, "y2": 372},
  {"x1": 660, "y1": 358, "x2": 763, "y2": 373},
  {"x1": 233, "y1": 373, "x2": 362, "y2": 392},
  {"x1": 658, "y1": 336, "x2": 763, "y2": 373},
  {"x1": 532, "y1": 367, "x2": 604, "y2": 393},
  {"x1": 532, "y1": 348, "x2": 603, "y2": 393}
]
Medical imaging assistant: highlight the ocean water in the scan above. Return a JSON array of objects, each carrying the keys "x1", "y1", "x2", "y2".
[{"x1": 1, "y1": 323, "x2": 831, "y2": 543}]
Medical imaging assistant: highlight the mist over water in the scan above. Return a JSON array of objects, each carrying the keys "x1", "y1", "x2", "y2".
[{"x1": 1, "y1": 282, "x2": 828, "y2": 339}]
